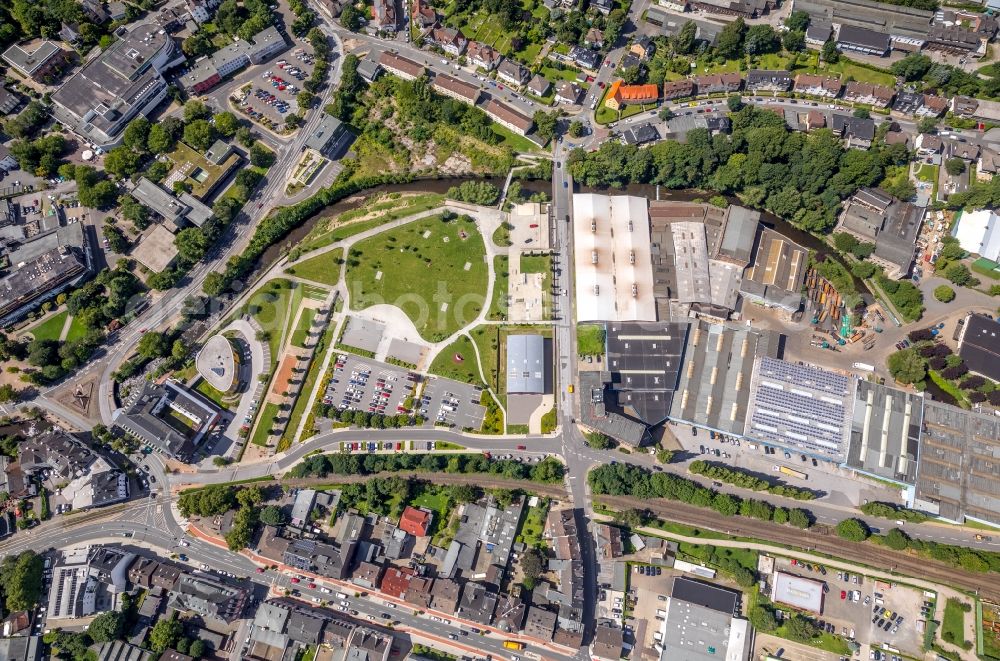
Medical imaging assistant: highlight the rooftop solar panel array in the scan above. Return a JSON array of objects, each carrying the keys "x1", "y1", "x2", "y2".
[{"x1": 745, "y1": 356, "x2": 851, "y2": 459}]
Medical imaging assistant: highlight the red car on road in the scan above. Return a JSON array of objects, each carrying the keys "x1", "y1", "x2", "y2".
[
  {"x1": 517, "y1": 445, "x2": 526, "y2": 450},
  {"x1": 308, "y1": 583, "x2": 317, "y2": 589},
  {"x1": 840, "y1": 590, "x2": 847, "y2": 600},
  {"x1": 291, "y1": 578, "x2": 300, "y2": 584}
]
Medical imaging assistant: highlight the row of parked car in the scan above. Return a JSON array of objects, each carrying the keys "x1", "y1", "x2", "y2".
[
  {"x1": 276, "y1": 59, "x2": 306, "y2": 80},
  {"x1": 872, "y1": 604, "x2": 904, "y2": 634},
  {"x1": 253, "y1": 86, "x2": 290, "y2": 113},
  {"x1": 340, "y1": 441, "x2": 407, "y2": 453}
]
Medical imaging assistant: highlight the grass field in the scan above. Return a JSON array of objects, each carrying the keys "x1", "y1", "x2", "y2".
[
  {"x1": 492, "y1": 222, "x2": 512, "y2": 248},
  {"x1": 916, "y1": 163, "x2": 937, "y2": 181},
  {"x1": 540, "y1": 407, "x2": 556, "y2": 433},
  {"x1": 288, "y1": 248, "x2": 343, "y2": 286},
  {"x1": 470, "y1": 325, "x2": 502, "y2": 394},
  {"x1": 539, "y1": 62, "x2": 581, "y2": 83},
  {"x1": 756, "y1": 53, "x2": 792, "y2": 70},
  {"x1": 577, "y1": 323, "x2": 606, "y2": 356},
  {"x1": 488, "y1": 255, "x2": 510, "y2": 321},
  {"x1": 520, "y1": 254, "x2": 549, "y2": 274},
  {"x1": 65, "y1": 315, "x2": 88, "y2": 342},
  {"x1": 346, "y1": 214, "x2": 488, "y2": 341},
  {"x1": 299, "y1": 193, "x2": 445, "y2": 253},
  {"x1": 514, "y1": 42, "x2": 543, "y2": 66},
  {"x1": 492, "y1": 124, "x2": 542, "y2": 152},
  {"x1": 235, "y1": 278, "x2": 303, "y2": 368},
  {"x1": 409, "y1": 487, "x2": 453, "y2": 536},
  {"x1": 916, "y1": 163, "x2": 941, "y2": 200},
  {"x1": 448, "y1": 10, "x2": 515, "y2": 54},
  {"x1": 596, "y1": 102, "x2": 647, "y2": 125},
  {"x1": 818, "y1": 59, "x2": 895, "y2": 87},
  {"x1": 290, "y1": 309, "x2": 317, "y2": 349},
  {"x1": 691, "y1": 56, "x2": 741, "y2": 75},
  {"x1": 428, "y1": 335, "x2": 484, "y2": 385},
  {"x1": 771, "y1": 624, "x2": 851, "y2": 655},
  {"x1": 250, "y1": 402, "x2": 281, "y2": 447},
  {"x1": 517, "y1": 498, "x2": 550, "y2": 548},
  {"x1": 29, "y1": 310, "x2": 68, "y2": 342},
  {"x1": 942, "y1": 598, "x2": 969, "y2": 648}
]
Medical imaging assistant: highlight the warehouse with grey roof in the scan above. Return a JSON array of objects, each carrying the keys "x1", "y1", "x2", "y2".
[
  {"x1": 913, "y1": 400, "x2": 1000, "y2": 526},
  {"x1": 846, "y1": 380, "x2": 922, "y2": 485},
  {"x1": 506, "y1": 334, "x2": 545, "y2": 394},
  {"x1": 668, "y1": 320, "x2": 781, "y2": 435}
]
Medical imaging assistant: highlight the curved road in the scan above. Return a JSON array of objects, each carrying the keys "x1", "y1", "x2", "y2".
[{"x1": 8, "y1": 7, "x2": 1000, "y2": 658}]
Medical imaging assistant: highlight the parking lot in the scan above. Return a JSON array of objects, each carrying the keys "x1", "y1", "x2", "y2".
[
  {"x1": 419, "y1": 378, "x2": 486, "y2": 430},
  {"x1": 625, "y1": 564, "x2": 674, "y2": 661},
  {"x1": 323, "y1": 354, "x2": 418, "y2": 419},
  {"x1": 321, "y1": 354, "x2": 487, "y2": 431},
  {"x1": 232, "y1": 49, "x2": 314, "y2": 130},
  {"x1": 673, "y1": 422, "x2": 894, "y2": 511},
  {"x1": 772, "y1": 557, "x2": 926, "y2": 657}
]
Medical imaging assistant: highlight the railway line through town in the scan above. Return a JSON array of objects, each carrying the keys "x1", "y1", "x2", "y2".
[{"x1": 600, "y1": 495, "x2": 1000, "y2": 601}]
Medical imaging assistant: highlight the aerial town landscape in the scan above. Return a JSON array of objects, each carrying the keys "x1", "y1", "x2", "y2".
[{"x1": 1, "y1": 0, "x2": 1000, "y2": 658}]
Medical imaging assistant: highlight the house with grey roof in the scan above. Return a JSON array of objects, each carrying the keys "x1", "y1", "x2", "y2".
[
  {"x1": 306, "y1": 112, "x2": 355, "y2": 156},
  {"x1": 2, "y1": 40, "x2": 68, "y2": 81}
]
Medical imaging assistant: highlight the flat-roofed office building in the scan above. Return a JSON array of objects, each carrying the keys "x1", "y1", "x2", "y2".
[{"x1": 658, "y1": 577, "x2": 751, "y2": 661}]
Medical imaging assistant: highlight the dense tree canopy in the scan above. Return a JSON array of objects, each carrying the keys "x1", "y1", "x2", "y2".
[
  {"x1": 888, "y1": 348, "x2": 927, "y2": 384},
  {"x1": 568, "y1": 107, "x2": 897, "y2": 233},
  {"x1": 835, "y1": 518, "x2": 871, "y2": 542},
  {"x1": 589, "y1": 464, "x2": 814, "y2": 529},
  {"x1": 0, "y1": 551, "x2": 43, "y2": 612},
  {"x1": 291, "y1": 452, "x2": 565, "y2": 483},
  {"x1": 88, "y1": 611, "x2": 125, "y2": 643},
  {"x1": 149, "y1": 618, "x2": 183, "y2": 653}
]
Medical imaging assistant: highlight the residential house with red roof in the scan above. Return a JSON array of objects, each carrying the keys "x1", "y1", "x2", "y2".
[
  {"x1": 399, "y1": 506, "x2": 433, "y2": 536},
  {"x1": 604, "y1": 81, "x2": 659, "y2": 111},
  {"x1": 379, "y1": 567, "x2": 414, "y2": 598}
]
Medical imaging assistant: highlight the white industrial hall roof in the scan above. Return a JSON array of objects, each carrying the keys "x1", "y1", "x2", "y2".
[{"x1": 572, "y1": 194, "x2": 657, "y2": 322}]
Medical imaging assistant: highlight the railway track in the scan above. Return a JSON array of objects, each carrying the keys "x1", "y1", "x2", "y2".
[{"x1": 600, "y1": 495, "x2": 1000, "y2": 601}]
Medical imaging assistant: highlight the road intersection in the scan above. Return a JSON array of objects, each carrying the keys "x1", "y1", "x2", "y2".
[{"x1": 6, "y1": 4, "x2": 1000, "y2": 658}]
